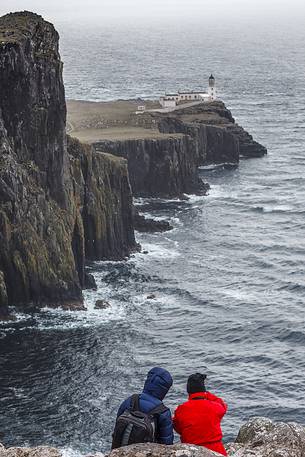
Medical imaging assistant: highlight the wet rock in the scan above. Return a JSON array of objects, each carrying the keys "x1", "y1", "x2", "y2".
[
  {"x1": 134, "y1": 211, "x2": 173, "y2": 233},
  {"x1": 94, "y1": 299, "x2": 111, "y2": 310},
  {"x1": 146, "y1": 294, "x2": 156, "y2": 299},
  {"x1": 226, "y1": 417, "x2": 305, "y2": 457},
  {"x1": 109, "y1": 444, "x2": 216, "y2": 457},
  {"x1": 84, "y1": 272, "x2": 97, "y2": 290},
  {"x1": 0, "y1": 446, "x2": 62, "y2": 457}
]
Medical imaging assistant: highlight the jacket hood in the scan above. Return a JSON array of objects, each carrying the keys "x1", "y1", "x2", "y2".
[{"x1": 143, "y1": 367, "x2": 173, "y2": 400}]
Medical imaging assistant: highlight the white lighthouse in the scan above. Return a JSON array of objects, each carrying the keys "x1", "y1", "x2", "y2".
[{"x1": 208, "y1": 74, "x2": 216, "y2": 101}]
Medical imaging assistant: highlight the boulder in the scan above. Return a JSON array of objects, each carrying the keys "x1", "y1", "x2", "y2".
[
  {"x1": 133, "y1": 211, "x2": 173, "y2": 233},
  {"x1": 94, "y1": 299, "x2": 111, "y2": 310},
  {"x1": 226, "y1": 417, "x2": 305, "y2": 457},
  {"x1": 109, "y1": 443, "x2": 218, "y2": 457},
  {"x1": 84, "y1": 272, "x2": 98, "y2": 290},
  {"x1": 0, "y1": 446, "x2": 61, "y2": 457}
]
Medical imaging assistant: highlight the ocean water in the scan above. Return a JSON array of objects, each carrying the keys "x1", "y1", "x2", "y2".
[{"x1": 1, "y1": 19, "x2": 305, "y2": 456}]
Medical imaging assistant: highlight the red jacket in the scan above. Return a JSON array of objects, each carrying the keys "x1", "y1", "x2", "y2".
[{"x1": 173, "y1": 391, "x2": 228, "y2": 456}]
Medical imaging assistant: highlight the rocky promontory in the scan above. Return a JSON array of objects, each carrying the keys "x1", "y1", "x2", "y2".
[
  {"x1": 1, "y1": 418, "x2": 304, "y2": 457},
  {"x1": 0, "y1": 12, "x2": 137, "y2": 317},
  {"x1": 67, "y1": 98, "x2": 267, "y2": 199}
]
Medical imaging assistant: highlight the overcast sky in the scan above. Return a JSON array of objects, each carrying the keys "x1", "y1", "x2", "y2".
[{"x1": 1, "y1": 0, "x2": 305, "y2": 24}]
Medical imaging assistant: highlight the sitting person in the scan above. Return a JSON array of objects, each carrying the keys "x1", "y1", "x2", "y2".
[
  {"x1": 112, "y1": 367, "x2": 174, "y2": 448},
  {"x1": 173, "y1": 373, "x2": 228, "y2": 456}
]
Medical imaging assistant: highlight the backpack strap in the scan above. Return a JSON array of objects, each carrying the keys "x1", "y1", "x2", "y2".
[
  {"x1": 130, "y1": 394, "x2": 140, "y2": 411},
  {"x1": 149, "y1": 403, "x2": 168, "y2": 416}
]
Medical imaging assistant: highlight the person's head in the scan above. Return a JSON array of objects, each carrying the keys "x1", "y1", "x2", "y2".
[
  {"x1": 143, "y1": 367, "x2": 173, "y2": 400},
  {"x1": 187, "y1": 373, "x2": 207, "y2": 394}
]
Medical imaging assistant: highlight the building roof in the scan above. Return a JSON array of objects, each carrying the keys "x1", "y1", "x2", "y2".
[{"x1": 178, "y1": 90, "x2": 206, "y2": 94}]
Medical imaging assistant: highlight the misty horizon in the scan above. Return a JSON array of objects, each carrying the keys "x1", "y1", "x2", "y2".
[{"x1": 1, "y1": 0, "x2": 305, "y2": 26}]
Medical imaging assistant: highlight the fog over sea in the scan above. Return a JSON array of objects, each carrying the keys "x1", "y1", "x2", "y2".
[{"x1": 1, "y1": 19, "x2": 305, "y2": 456}]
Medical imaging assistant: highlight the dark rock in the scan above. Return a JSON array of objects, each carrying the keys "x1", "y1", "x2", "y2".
[
  {"x1": 93, "y1": 136, "x2": 209, "y2": 198},
  {"x1": 0, "y1": 12, "x2": 137, "y2": 316},
  {"x1": 69, "y1": 137, "x2": 137, "y2": 261},
  {"x1": 94, "y1": 299, "x2": 111, "y2": 310},
  {"x1": 84, "y1": 272, "x2": 97, "y2": 290},
  {"x1": 134, "y1": 210, "x2": 173, "y2": 233},
  {"x1": 142, "y1": 250, "x2": 149, "y2": 254},
  {"x1": 146, "y1": 294, "x2": 156, "y2": 299},
  {"x1": 158, "y1": 116, "x2": 239, "y2": 165},
  {"x1": 157, "y1": 100, "x2": 267, "y2": 163},
  {"x1": 60, "y1": 303, "x2": 87, "y2": 311}
]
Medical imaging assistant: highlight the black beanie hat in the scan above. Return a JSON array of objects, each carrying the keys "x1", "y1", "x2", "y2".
[{"x1": 187, "y1": 373, "x2": 207, "y2": 394}]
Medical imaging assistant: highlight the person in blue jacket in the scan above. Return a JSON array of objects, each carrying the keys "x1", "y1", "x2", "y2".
[{"x1": 117, "y1": 367, "x2": 174, "y2": 445}]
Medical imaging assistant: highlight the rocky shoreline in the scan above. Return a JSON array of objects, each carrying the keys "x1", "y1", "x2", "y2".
[
  {"x1": 0, "y1": 11, "x2": 267, "y2": 317},
  {"x1": 1, "y1": 418, "x2": 304, "y2": 457},
  {"x1": 75, "y1": 101, "x2": 267, "y2": 199}
]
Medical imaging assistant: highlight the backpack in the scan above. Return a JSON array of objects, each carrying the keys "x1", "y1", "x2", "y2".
[{"x1": 112, "y1": 394, "x2": 168, "y2": 449}]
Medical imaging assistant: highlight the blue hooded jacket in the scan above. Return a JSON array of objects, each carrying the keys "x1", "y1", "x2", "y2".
[{"x1": 117, "y1": 367, "x2": 174, "y2": 445}]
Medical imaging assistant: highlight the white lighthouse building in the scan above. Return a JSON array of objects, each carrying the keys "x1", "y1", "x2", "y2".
[
  {"x1": 208, "y1": 74, "x2": 216, "y2": 101},
  {"x1": 159, "y1": 75, "x2": 217, "y2": 108}
]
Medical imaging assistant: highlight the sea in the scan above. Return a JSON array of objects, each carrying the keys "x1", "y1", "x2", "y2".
[{"x1": 0, "y1": 17, "x2": 304, "y2": 456}]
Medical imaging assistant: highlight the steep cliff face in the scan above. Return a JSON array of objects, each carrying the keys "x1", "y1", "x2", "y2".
[
  {"x1": 0, "y1": 12, "x2": 68, "y2": 206},
  {"x1": 157, "y1": 101, "x2": 267, "y2": 162},
  {"x1": 68, "y1": 137, "x2": 136, "y2": 260},
  {"x1": 0, "y1": 12, "x2": 136, "y2": 316},
  {"x1": 0, "y1": 108, "x2": 82, "y2": 312},
  {"x1": 94, "y1": 136, "x2": 208, "y2": 198},
  {"x1": 158, "y1": 116, "x2": 239, "y2": 164}
]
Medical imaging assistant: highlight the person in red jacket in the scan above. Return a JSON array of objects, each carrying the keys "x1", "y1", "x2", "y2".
[{"x1": 173, "y1": 373, "x2": 228, "y2": 456}]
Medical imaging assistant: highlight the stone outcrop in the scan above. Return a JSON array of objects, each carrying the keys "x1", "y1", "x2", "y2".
[
  {"x1": 110, "y1": 444, "x2": 217, "y2": 457},
  {"x1": 133, "y1": 211, "x2": 173, "y2": 233},
  {"x1": 227, "y1": 417, "x2": 305, "y2": 457},
  {"x1": 1, "y1": 418, "x2": 304, "y2": 457},
  {"x1": 68, "y1": 137, "x2": 136, "y2": 261},
  {"x1": 92, "y1": 101, "x2": 265, "y2": 198},
  {"x1": 157, "y1": 117, "x2": 239, "y2": 165},
  {"x1": 0, "y1": 12, "x2": 136, "y2": 316},
  {"x1": 0, "y1": 446, "x2": 61, "y2": 457},
  {"x1": 94, "y1": 136, "x2": 209, "y2": 198},
  {"x1": 157, "y1": 101, "x2": 267, "y2": 163}
]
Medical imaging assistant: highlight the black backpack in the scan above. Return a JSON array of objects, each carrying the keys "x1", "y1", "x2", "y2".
[{"x1": 112, "y1": 394, "x2": 168, "y2": 449}]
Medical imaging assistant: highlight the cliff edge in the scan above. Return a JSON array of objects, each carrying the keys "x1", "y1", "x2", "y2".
[
  {"x1": 67, "y1": 98, "x2": 267, "y2": 199},
  {"x1": 0, "y1": 12, "x2": 137, "y2": 316},
  {"x1": 0, "y1": 418, "x2": 304, "y2": 457}
]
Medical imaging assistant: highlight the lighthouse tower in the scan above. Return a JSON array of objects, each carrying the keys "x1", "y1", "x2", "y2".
[{"x1": 208, "y1": 74, "x2": 216, "y2": 101}]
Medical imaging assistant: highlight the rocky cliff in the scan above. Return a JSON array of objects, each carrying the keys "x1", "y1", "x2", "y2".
[
  {"x1": 0, "y1": 12, "x2": 136, "y2": 317},
  {"x1": 68, "y1": 137, "x2": 136, "y2": 261},
  {"x1": 94, "y1": 136, "x2": 208, "y2": 198},
  {"x1": 1, "y1": 418, "x2": 304, "y2": 457},
  {"x1": 157, "y1": 101, "x2": 267, "y2": 163},
  {"x1": 92, "y1": 101, "x2": 266, "y2": 198}
]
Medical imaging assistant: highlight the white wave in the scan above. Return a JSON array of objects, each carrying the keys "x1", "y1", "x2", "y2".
[
  {"x1": 184, "y1": 194, "x2": 205, "y2": 203},
  {"x1": 134, "y1": 241, "x2": 180, "y2": 260}
]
